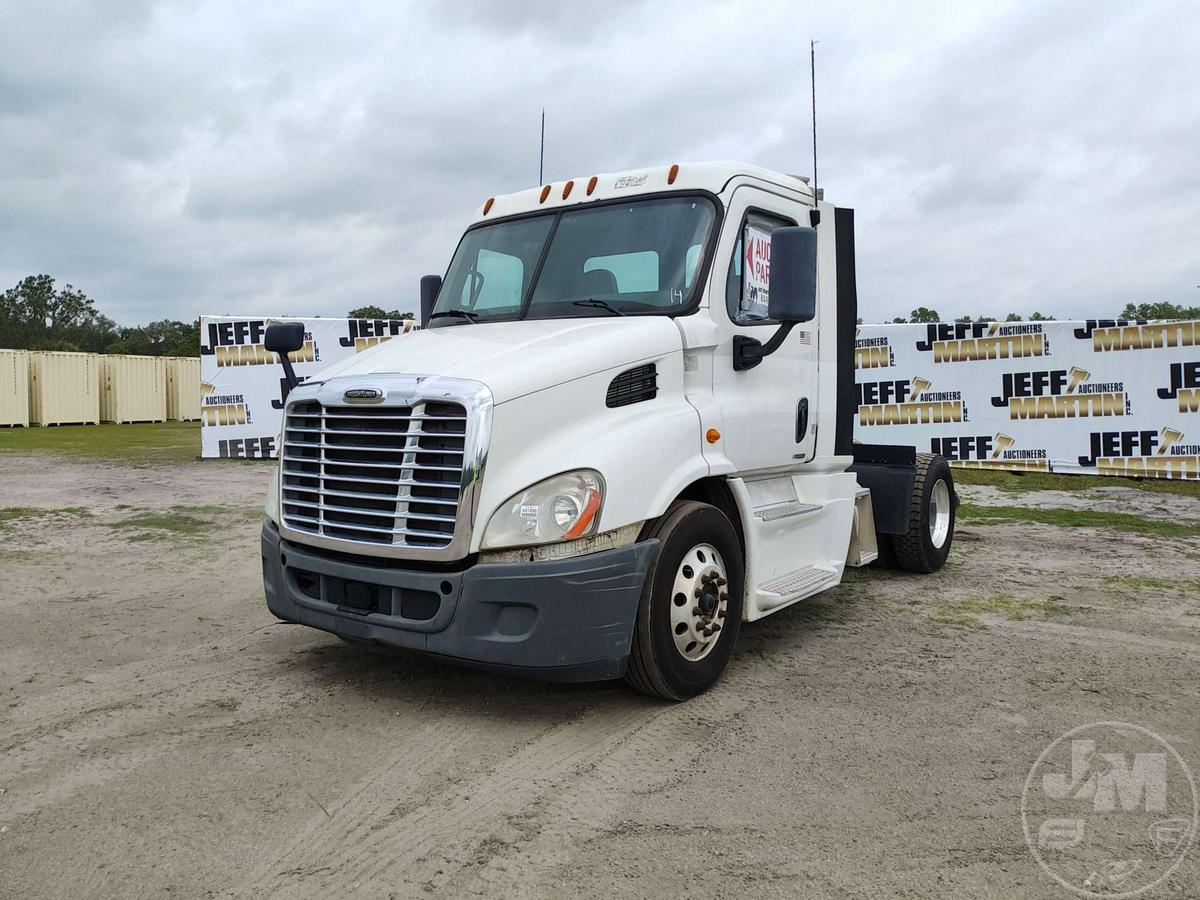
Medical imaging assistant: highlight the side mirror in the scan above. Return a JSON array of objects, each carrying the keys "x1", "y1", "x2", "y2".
[
  {"x1": 264, "y1": 322, "x2": 305, "y2": 355},
  {"x1": 420, "y1": 275, "x2": 442, "y2": 327},
  {"x1": 767, "y1": 226, "x2": 817, "y2": 323},
  {"x1": 265, "y1": 322, "x2": 306, "y2": 399}
]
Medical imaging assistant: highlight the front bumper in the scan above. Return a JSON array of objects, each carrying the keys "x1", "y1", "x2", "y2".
[{"x1": 261, "y1": 520, "x2": 656, "y2": 682}]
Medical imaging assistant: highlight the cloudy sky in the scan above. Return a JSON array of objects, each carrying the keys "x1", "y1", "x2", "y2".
[{"x1": 1, "y1": 0, "x2": 1197, "y2": 325}]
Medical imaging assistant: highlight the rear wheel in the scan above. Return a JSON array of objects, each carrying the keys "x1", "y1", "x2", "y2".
[
  {"x1": 892, "y1": 453, "x2": 956, "y2": 573},
  {"x1": 625, "y1": 501, "x2": 744, "y2": 701}
]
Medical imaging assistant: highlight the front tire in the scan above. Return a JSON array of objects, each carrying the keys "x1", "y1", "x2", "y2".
[
  {"x1": 625, "y1": 501, "x2": 744, "y2": 701},
  {"x1": 892, "y1": 453, "x2": 956, "y2": 573}
]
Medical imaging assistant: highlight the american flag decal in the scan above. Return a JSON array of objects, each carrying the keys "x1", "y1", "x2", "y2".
[{"x1": 798, "y1": 331, "x2": 812, "y2": 344}]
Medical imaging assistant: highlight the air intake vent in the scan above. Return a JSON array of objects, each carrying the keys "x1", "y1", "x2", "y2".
[{"x1": 606, "y1": 364, "x2": 657, "y2": 408}]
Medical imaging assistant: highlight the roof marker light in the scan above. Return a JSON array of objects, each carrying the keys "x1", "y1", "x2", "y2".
[
  {"x1": 483, "y1": 197, "x2": 494, "y2": 215},
  {"x1": 668, "y1": 163, "x2": 679, "y2": 185},
  {"x1": 562, "y1": 180, "x2": 574, "y2": 200},
  {"x1": 539, "y1": 185, "x2": 552, "y2": 203},
  {"x1": 587, "y1": 176, "x2": 598, "y2": 196}
]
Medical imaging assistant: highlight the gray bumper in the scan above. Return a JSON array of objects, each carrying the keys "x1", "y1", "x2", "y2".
[{"x1": 261, "y1": 520, "x2": 656, "y2": 681}]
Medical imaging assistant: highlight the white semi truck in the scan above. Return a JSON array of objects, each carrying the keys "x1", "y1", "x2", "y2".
[{"x1": 261, "y1": 161, "x2": 957, "y2": 699}]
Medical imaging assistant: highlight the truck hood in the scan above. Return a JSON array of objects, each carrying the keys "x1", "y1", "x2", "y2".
[{"x1": 311, "y1": 317, "x2": 683, "y2": 404}]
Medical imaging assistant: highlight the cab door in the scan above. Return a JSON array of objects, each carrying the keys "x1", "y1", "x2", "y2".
[{"x1": 711, "y1": 186, "x2": 819, "y2": 474}]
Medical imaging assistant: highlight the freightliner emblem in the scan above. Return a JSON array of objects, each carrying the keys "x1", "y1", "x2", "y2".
[{"x1": 343, "y1": 388, "x2": 384, "y2": 402}]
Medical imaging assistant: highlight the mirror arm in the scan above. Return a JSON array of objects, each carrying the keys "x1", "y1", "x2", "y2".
[
  {"x1": 277, "y1": 353, "x2": 299, "y2": 399},
  {"x1": 732, "y1": 321, "x2": 797, "y2": 371}
]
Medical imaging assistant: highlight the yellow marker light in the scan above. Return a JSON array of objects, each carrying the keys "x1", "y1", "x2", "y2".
[
  {"x1": 705, "y1": 428, "x2": 721, "y2": 444},
  {"x1": 586, "y1": 175, "x2": 598, "y2": 195},
  {"x1": 668, "y1": 163, "x2": 679, "y2": 185},
  {"x1": 563, "y1": 488, "x2": 602, "y2": 540},
  {"x1": 562, "y1": 180, "x2": 574, "y2": 200},
  {"x1": 482, "y1": 197, "x2": 494, "y2": 215},
  {"x1": 539, "y1": 184, "x2": 552, "y2": 203}
]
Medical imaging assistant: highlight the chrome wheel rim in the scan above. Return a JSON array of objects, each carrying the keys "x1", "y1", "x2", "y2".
[
  {"x1": 669, "y1": 543, "x2": 728, "y2": 662},
  {"x1": 929, "y1": 478, "x2": 951, "y2": 549}
]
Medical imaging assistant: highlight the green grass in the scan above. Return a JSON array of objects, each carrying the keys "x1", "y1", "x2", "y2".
[
  {"x1": 0, "y1": 506, "x2": 93, "y2": 529},
  {"x1": 0, "y1": 422, "x2": 212, "y2": 466},
  {"x1": 106, "y1": 504, "x2": 262, "y2": 541},
  {"x1": 1103, "y1": 574, "x2": 1200, "y2": 593},
  {"x1": 958, "y1": 502, "x2": 1200, "y2": 540},
  {"x1": 838, "y1": 565, "x2": 902, "y2": 584},
  {"x1": 952, "y1": 466, "x2": 1200, "y2": 498},
  {"x1": 933, "y1": 593, "x2": 1070, "y2": 629}
]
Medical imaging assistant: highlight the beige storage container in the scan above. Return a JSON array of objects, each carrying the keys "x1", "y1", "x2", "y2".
[
  {"x1": 164, "y1": 356, "x2": 201, "y2": 421},
  {"x1": 100, "y1": 355, "x2": 167, "y2": 424},
  {"x1": 29, "y1": 351, "x2": 101, "y2": 426},
  {"x1": 0, "y1": 349, "x2": 30, "y2": 426}
]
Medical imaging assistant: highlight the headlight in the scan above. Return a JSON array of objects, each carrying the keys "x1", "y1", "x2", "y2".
[{"x1": 481, "y1": 469, "x2": 604, "y2": 550}]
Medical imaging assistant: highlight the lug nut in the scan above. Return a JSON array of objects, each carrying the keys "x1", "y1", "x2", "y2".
[
  {"x1": 692, "y1": 606, "x2": 701, "y2": 616},
  {"x1": 718, "y1": 610, "x2": 726, "y2": 619},
  {"x1": 716, "y1": 576, "x2": 727, "y2": 586},
  {"x1": 711, "y1": 623, "x2": 721, "y2": 632}
]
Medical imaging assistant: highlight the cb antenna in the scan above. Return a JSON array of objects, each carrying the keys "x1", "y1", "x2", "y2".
[
  {"x1": 810, "y1": 39, "x2": 819, "y2": 199},
  {"x1": 539, "y1": 108, "x2": 545, "y2": 184}
]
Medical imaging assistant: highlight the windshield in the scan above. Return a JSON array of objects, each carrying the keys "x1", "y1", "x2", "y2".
[{"x1": 432, "y1": 196, "x2": 717, "y2": 324}]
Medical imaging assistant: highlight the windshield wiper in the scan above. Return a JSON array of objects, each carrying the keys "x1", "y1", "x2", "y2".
[
  {"x1": 572, "y1": 299, "x2": 626, "y2": 317},
  {"x1": 428, "y1": 308, "x2": 479, "y2": 323}
]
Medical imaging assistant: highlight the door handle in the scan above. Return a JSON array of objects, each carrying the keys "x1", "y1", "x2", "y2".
[{"x1": 796, "y1": 398, "x2": 809, "y2": 443}]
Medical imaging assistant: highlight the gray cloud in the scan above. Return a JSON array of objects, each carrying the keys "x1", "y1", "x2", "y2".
[{"x1": 1, "y1": 0, "x2": 1197, "y2": 325}]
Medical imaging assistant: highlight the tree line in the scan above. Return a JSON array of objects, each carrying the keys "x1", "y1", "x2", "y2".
[
  {"x1": 4, "y1": 275, "x2": 1194, "y2": 354},
  {"x1": 882, "y1": 300, "x2": 1200, "y2": 324},
  {"x1": 0, "y1": 278, "x2": 416, "y2": 358},
  {"x1": 1, "y1": 275, "x2": 199, "y2": 356}
]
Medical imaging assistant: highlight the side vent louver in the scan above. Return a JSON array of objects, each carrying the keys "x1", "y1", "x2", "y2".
[{"x1": 606, "y1": 364, "x2": 658, "y2": 408}]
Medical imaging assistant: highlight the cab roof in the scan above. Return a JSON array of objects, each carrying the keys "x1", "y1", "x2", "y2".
[{"x1": 472, "y1": 161, "x2": 815, "y2": 223}]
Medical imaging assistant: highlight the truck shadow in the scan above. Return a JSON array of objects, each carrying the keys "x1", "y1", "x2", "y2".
[
  {"x1": 275, "y1": 580, "x2": 868, "y2": 715},
  {"x1": 282, "y1": 632, "x2": 647, "y2": 719}
]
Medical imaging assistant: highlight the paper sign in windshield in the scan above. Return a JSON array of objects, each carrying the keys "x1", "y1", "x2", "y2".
[{"x1": 742, "y1": 225, "x2": 772, "y2": 318}]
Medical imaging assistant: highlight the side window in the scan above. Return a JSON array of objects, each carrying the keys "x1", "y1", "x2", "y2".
[
  {"x1": 583, "y1": 251, "x2": 659, "y2": 293},
  {"x1": 725, "y1": 210, "x2": 793, "y2": 325},
  {"x1": 461, "y1": 248, "x2": 524, "y2": 311}
]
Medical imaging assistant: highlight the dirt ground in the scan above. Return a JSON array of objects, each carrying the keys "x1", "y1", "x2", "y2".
[{"x1": 2, "y1": 454, "x2": 1199, "y2": 898}]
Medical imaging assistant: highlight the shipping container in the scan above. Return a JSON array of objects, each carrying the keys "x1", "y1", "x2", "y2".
[
  {"x1": 164, "y1": 356, "x2": 201, "y2": 421},
  {"x1": 29, "y1": 351, "x2": 101, "y2": 426},
  {"x1": 0, "y1": 349, "x2": 30, "y2": 426},
  {"x1": 100, "y1": 355, "x2": 167, "y2": 424}
]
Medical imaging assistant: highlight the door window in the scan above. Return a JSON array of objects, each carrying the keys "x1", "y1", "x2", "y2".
[{"x1": 725, "y1": 210, "x2": 794, "y2": 325}]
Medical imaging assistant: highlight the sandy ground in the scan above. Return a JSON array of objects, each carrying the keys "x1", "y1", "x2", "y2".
[{"x1": 2, "y1": 454, "x2": 1199, "y2": 898}]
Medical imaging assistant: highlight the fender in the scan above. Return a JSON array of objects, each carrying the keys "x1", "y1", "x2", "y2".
[{"x1": 472, "y1": 351, "x2": 710, "y2": 551}]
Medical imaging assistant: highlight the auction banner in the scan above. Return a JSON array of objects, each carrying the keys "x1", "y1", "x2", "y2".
[
  {"x1": 854, "y1": 319, "x2": 1200, "y2": 480},
  {"x1": 199, "y1": 315, "x2": 416, "y2": 458}
]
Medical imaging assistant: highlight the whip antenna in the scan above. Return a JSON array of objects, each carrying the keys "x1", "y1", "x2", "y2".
[{"x1": 811, "y1": 39, "x2": 819, "y2": 198}]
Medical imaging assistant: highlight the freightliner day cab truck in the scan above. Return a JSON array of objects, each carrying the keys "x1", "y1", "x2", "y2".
[{"x1": 261, "y1": 161, "x2": 957, "y2": 700}]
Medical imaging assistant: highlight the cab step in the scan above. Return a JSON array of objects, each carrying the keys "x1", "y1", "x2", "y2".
[
  {"x1": 754, "y1": 500, "x2": 823, "y2": 521},
  {"x1": 756, "y1": 565, "x2": 839, "y2": 611}
]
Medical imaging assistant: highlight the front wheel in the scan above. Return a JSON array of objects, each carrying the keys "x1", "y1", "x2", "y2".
[
  {"x1": 892, "y1": 453, "x2": 956, "y2": 573},
  {"x1": 625, "y1": 501, "x2": 744, "y2": 701}
]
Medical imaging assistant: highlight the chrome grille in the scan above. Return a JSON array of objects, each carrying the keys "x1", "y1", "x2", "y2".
[{"x1": 280, "y1": 400, "x2": 467, "y2": 549}]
